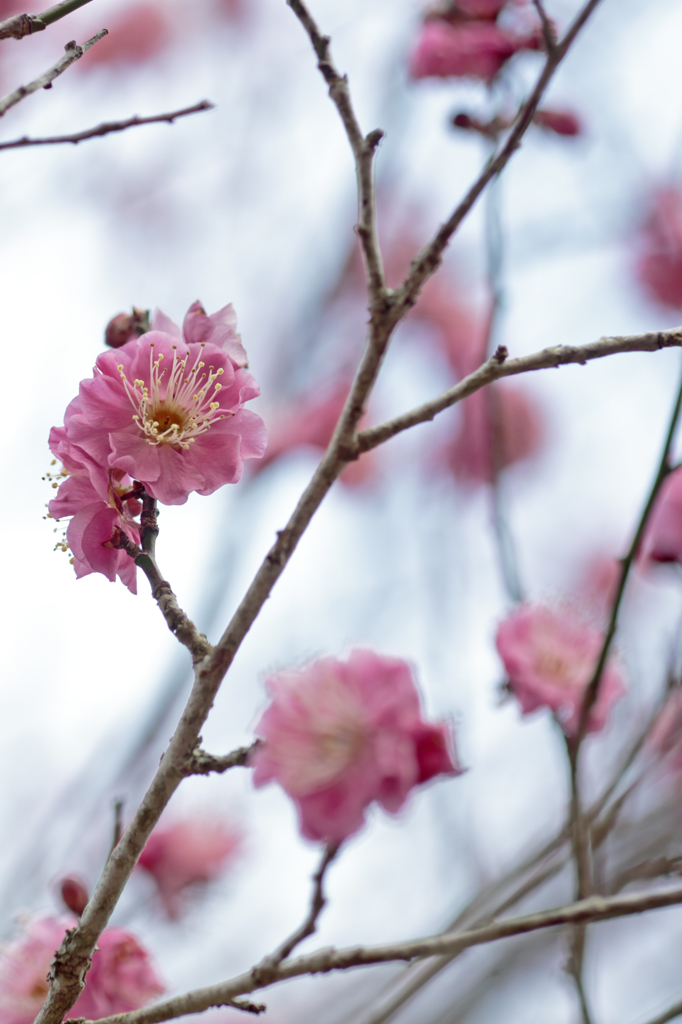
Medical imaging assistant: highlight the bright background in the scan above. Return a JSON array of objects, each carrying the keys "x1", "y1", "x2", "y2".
[{"x1": 2, "y1": 0, "x2": 682, "y2": 1021}]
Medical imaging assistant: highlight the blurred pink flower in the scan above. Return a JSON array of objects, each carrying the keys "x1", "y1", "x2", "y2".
[
  {"x1": 496, "y1": 604, "x2": 625, "y2": 736},
  {"x1": 79, "y1": 3, "x2": 172, "y2": 70},
  {"x1": 251, "y1": 650, "x2": 461, "y2": 843},
  {"x1": 53, "y1": 304, "x2": 266, "y2": 506},
  {"x1": 409, "y1": 18, "x2": 533, "y2": 82},
  {"x1": 0, "y1": 918, "x2": 163, "y2": 1024},
  {"x1": 442, "y1": 385, "x2": 543, "y2": 484},
  {"x1": 533, "y1": 108, "x2": 582, "y2": 136},
  {"x1": 636, "y1": 187, "x2": 682, "y2": 310},
  {"x1": 641, "y1": 466, "x2": 682, "y2": 565},
  {"x1": 138, "y1": 817, "x2": 241, "y2": 919},
  {"x1": 255, "y1": 386, "x2": 375, "y2": 488}
]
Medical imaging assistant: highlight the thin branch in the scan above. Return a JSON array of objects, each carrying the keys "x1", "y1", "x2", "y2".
[
  {"x1": 389, "y1": 0, "x2": 604, "y2": 321},
  {"x1": 357, "y1": 329, "x2": 682, "y2": 454},
  {"x1": 113, "y1": 495, "x2": 212, "y2": 665},
  {"x1": 573, "y1": 357, "x2": 682, "y2": 746},
  {"x1": 76, "y1": 885, "x2": 682, "y2": 1024},
  {"x1": 185, "y1": 741, "x2": 261, "y2": 776},
  {"x1": 255, "y1": 843, "x2": 339, "y2": 975},
  {"x1": 0, "y1": 0, "x2": 95, "y2": 40},
  {"x1": 532, "y1": 0, "x2": 558, "y2": 51},
  {"x1": 286, "y1": 0, "x2": 387, "y2": 306},
  {"x1": 0, "y1": 31, "x2": 106, "y2": 118},
  {"x1": 641, "y1": 999, "x2": 682, "y2": 1024},
  {"x1": 0, "y1": 101, "x2": 214, "y2": 150}
]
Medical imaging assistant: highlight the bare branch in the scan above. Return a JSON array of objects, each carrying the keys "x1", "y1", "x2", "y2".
[
  {"x1": 185, "y1": 741, "x2": 261, "y2": 776},
  {"x1": 532, "y1": 0, "x2": 558, "y2": 51},
  {"x1": 0, "y1": 101, "x2": 214, "y2": 150},
  {"x1": 641, "y1": 998, "x2": 682, "y2": 1024},
  {"x1": 74, "y1": 884, "x2": 682, "y2": 1024},
  {"x1": 0, "y1": 0, "x2": 96, "y2": 40},
  {"x1": 0, "y1": 30, "x2": 106, "y2": 118},
  {"x1": 357, "y1": 329, "x2": 682, "y2": 454},
  {"x1": 286, "y1": 0, "x2": 387, "y2": 305},
  {"x1": 257, "y1": 844, "x2": 339, "y2": 972}
]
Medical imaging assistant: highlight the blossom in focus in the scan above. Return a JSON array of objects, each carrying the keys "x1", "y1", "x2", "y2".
[
  {"x1": 496, "y1": 604, "x2": 625, "y2": 736},
  {"x1": 0, "y1": 918, "x2": 163, "y2": 1024},
  {"x1": 79, "y1": 3, "x2": 172, "y2": 70},
  {"x1": 409, "y1": 18, "x2": 535, "y2": 82},
  {"x1": 641, "y1": 466, "x2": 682, "y2": 565},
  {"x1": 251, "y1": 649, "x2": 461, "y2": 843},
  {"x1": 49, "y1": 401, "x2": 141, "y2": 592},
  {"x1": 441, "y1": 385, "x2": 543, "y2": 485},
  {"x1": 138, "y1": 817, "x2": 241, "y2": 919},
  {"x1": 533, "y1": 108, "x2": 582, "y2": 137},
  {"x1": 52, "y1": 302, "x2": 266, "y2": 507},
  {"x1": 635, "y1": 187, "x2": 682, "y2": 310}
]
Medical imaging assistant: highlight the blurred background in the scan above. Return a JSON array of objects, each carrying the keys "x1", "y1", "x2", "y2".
[{"x1": 3, "y1": 0, "x2": 682, "y2": 1021}]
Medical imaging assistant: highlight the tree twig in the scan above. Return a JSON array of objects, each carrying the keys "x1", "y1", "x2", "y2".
[
  {"x1": 0, "y1": 31, "x2": 106, "y2": 118},
  {"x1": 184, "y1": 741, "x2": 261, "y2": 776},
  {"x1": 639, "y1": 998, "x2": 682, "y2": 1024},
  {"x1": 72, "y1": 884, "x2": 682, "y2": 1024},
  {"x1": 0, "y1": 0, "x2": 96, "y2": 40},
  {"x1": 0, "y1": 101, "x2": 214, "y2": 150},
  {"x1": 532, "y1": 0, "x2": 558, "y2": 51},
  {"x1": 357, "y1": 329, "x2": 682, "y2": 455}
]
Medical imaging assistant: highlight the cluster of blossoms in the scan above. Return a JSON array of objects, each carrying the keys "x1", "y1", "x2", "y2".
[
  {"x1": 496, "y1": 604, "x2": 625, "y2": 736},
  {"x1": 251, "y1": 649, "x2": 461, "y2": 843},
  {"x1": 0, "y1": 918, "x2": 163, "y2": 1024},
  {"x1": 48, "y1": 301, "x2": 266, "y2": 591}
]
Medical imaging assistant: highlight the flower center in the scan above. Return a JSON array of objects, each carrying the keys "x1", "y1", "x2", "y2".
[{"x1": 118, "y1": 342, "x2": 228, "y2": 449}]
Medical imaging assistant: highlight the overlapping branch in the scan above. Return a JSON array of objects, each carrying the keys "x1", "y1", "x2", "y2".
[
  {"x1": 0, "y1": 0, "x2": 96, "y2": 40},
  {"x1": 0, "y1": 101, "x2": 214, "y2": 150},
  {"x1": 0, "y1": 30, "x2": 106, "y2": 118}
]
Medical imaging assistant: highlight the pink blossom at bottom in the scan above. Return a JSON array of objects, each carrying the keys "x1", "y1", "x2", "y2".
[
  {"x1": 251, "y1": 650, "x2": 462, "y2": 844},
  {"x1": 641, "y1": 467, "x2": 682, "y2": 565},
  {"x1": 441, "y1": 385, "x2": 543, "y2": 485},
  {"x1": 496, "y1": 604, "x2": 626, "y2": 736},
  {"x1": 0, "y1": 918, "x2": 163, "y2": 1024},
  {"x1": 138, "y1": 817, "x2": 242, "y2": 919},
  {"x1": 635, "y1": 187, "x2": 682, "y2": 310}
]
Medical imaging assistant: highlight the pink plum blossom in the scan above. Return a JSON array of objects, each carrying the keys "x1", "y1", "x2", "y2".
[
  {"x1": 138, "y1": 817, "x2": 241, "y2": 919},
  {"x1": 496, "y1": 604, "x2": 625, "y2": 736},
  {"x1": 641, "y1": 467, "x2": 682, "y2": 565},
  {"x1": 49, "y1": 400, "x2": 141, "y2": 592},
  {"x1": 636, "y1": 187, "x2": 682, "y2": 310},
  {"x1": 409, "y1": 18, "x2": 533, "y2": 82},
  {"x1": 251, "y1": 650, "x2": 461, "y2": 843},
  {"x1": 0, "y1": 918, "x2": 163, "y2": 1024},
  {"x1": 52, "y1": 303, "x2": 266, "y2": 507},
  {"x1": 442, "y1": 385, "x2": 543, "y2": 485}
]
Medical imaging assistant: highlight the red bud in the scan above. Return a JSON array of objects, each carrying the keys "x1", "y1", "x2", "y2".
[{"x1": 60, "y1": 876, "x2": 89, "y2": 916}]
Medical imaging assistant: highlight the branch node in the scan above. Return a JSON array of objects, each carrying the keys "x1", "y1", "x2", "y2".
[{"x1": 493, "y1": 344, "x2": 508, "y2": 364}]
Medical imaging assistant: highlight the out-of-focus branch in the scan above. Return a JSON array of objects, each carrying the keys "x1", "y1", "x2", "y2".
[
  {"x1": 0, "y1": 100, "x2": 214, "y2": 150},
  {"x1": 357, "y1": 329, "x2": 682, "y2": 454},
  {"x1": 286, "y1": 0, "x2": 387, "y2": 305},
  {"x1": 390, "y1": 0, "x2": 604, "y2": 321},
  {"x1": 0, "y1": 0, "x2": 96, "y2": 40},
  {"x1": 185, "y1": 741, "x2": 261, "y2": 776},
  {"x1": 75, "y1": 885, "x2": 682, "y2": 1024},
  {"x1": 0, "y1": 30, "x2": 106, "y2": 118},
  {"x1": 532, "y1": 0, "x2": 558, "y2": 51},
  {"x1": 641, "y1": 998, "x2": 682, "y2": 1024},
  {"x1": 255, "y1": 843, "x2": 339, "y2": 974}
]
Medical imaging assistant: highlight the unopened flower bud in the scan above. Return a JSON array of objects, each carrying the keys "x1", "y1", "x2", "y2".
[
  {"x1": 60, "y1": 876, "x2": 89, "y2": 916},
  {"x1": 105, "y1": 308, "x2": 151, "y2": 348}
]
